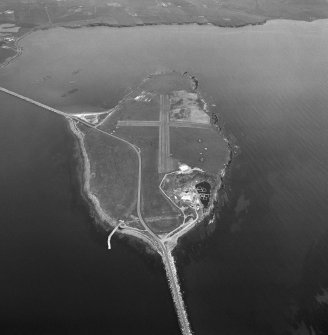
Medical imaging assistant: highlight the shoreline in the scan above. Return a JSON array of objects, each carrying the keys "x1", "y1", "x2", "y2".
[
  {"x1": 61, "y1": 18, "x2": 267, "y2": 30},
  {"x1": 164, "y1": 72, "x2": 234, "y2": 250},
  {"x1": 0, "y1": 74, "x2": 227, "y2": 335},
  {"x1": 68, "y1": 118, "x2": 160, "y2": 252},
  {"x1": 0, "y1": 28, "x2": 34, "y2": 70},
  {"x1": 69, "y1": 110, "x2": 193, "y2": 334},
  {"x1": 68, "y1": 69, "x2": 233, "y2": 253},
  {"x1": 42, "y1": 15, "x2": 328, "y2": 31},
  {"x1": 162, "y1": 153, "x2": 231, "y2": 251},
  {"x1": 1, "y1": 18, "x2": 328, "y2": 73}
]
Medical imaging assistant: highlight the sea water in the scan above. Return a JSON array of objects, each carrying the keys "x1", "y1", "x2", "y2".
[{"x1": 1, "y1": 20, "x2": 328, "y2": 334}]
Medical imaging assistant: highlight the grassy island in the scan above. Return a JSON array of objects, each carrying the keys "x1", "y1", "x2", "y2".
[
  {"x1": 68, "y1": 72, "x2": 230, "y2": 335},
  {"x1": 72, "y1": 72, "x2": 230, "y2": 246}
]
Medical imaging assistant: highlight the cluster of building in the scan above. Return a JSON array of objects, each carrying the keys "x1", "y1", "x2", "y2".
[
  {"x1": 178, "y1": 187, "x2": 202, "y2": 211},
  {"x1": 0, "y1": 22, "x2": 18, "y2": 46},
  {"x1": 0, "y1": 7, "x2": 16, "y2": 46},
  {"x1": 1, "y1": 36, "x2": 15, "y2": 43}
]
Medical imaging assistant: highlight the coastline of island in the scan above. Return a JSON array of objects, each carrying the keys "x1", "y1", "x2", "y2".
[
  {"x1": 66, "y1": 70, "x2": 233, "y2": 254},
  {"x1": 68, "y1": 110, "x2": 232, "y2": 253},
  {"x1": 68, "y1": 118, "x2": 162, "y2": 252}
]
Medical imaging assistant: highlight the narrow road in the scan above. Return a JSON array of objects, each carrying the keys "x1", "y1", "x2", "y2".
[{"x1": 0, "y1": 86, "x2": 192, "y2": 335}]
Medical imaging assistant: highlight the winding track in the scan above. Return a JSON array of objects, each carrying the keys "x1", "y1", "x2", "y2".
[{"x1": 0, "y1": 86, "x2": 192, "y2": 335}]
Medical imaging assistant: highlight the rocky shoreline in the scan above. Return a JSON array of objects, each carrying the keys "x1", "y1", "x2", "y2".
[
  {"x1": 68, "y1": 118, "x2": 161, "y2": 251},
  {"x1": 67, "y1": 69, "x2": 233, "y2": 252},
  {"x1": 61, "y1": 18, "x2": 268, "y2": 30}
]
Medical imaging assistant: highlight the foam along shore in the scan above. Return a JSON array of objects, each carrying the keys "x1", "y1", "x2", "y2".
[{"x1": 68, "y1": 118, "x2": 160, "y2": 251}]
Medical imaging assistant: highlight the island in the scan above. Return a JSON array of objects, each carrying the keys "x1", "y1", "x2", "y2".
[
  {"x1": 0, "y1": 71, "x2": 230, "y2": 335},
  {"x1": 69, "y1": 72, "x2": 230, "y2": 334}
]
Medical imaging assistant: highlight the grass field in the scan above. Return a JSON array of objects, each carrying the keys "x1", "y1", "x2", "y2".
[
  {"x1": 170, "y1": 126, "x2": 229, "y2": 175},
  {"x1": 141, "y1": 73, "x2": 192, "y2": 95},
  {"x1": 80, "y1": 125, "x2": 138, "y2": 220},
  {"x1": 111, "y1": 126, "x2": 182, "y2": 233},
  {"x1": 114, "y1": 93, "x2": 160, "y2": 123},
  {"x1": 146, "y1": 216, "x2": 181, "y2": 234},
  {"x1": 0, "y1": 47, "x2": 15, "y2": 64}
]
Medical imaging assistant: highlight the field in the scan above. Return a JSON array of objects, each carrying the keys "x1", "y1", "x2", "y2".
[
  {"x1": 79, "y1": 124, "x2": 138, "y2": 220},
  {"x1": 170, "y1": 126, "x2": 229, "y2": 175},
  {"x1": 106, "y1": 125, "x2": 182, "y2": 234},
  {"x1": 109, "y1": 92, "x2": 160, "y2": 123},
  {"x1": 0, "y1": 47, "x2": 15, "y2": 64},
  {"x1": 141, "y1": 73, "x2": 192, "y2": 94}
]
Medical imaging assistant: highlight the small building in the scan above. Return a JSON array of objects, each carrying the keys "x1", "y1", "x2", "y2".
[
  {"x1": 4, "y1": 36, "x2": 15, "y2": 42},
  {"x1": 178, "y1": 163, "x2": 192, "y2": 174}
]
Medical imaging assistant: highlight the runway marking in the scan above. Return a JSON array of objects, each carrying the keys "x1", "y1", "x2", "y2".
[
  {"x1": 117, "y1": 120, "x2": 160, "y2": 127},
  {"x1": 116, "y1": 94, "x2": 211, "y2": 173}
]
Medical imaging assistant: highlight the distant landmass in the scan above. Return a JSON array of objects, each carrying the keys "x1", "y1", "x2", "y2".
[
  {"x1": 1, "y1": 0, "x2": 328, "y2": 30},
  {"x1": 2, "y1": 0, "x2": 328, "y2": 68}
]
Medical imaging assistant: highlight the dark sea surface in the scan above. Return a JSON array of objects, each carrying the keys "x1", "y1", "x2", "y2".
[
  {"x1": 1, "y1": 20, "x2": 328, "y2": 334},
  {"x1": 0, "y1": 94, "x2": 180, "y2": 334}
]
